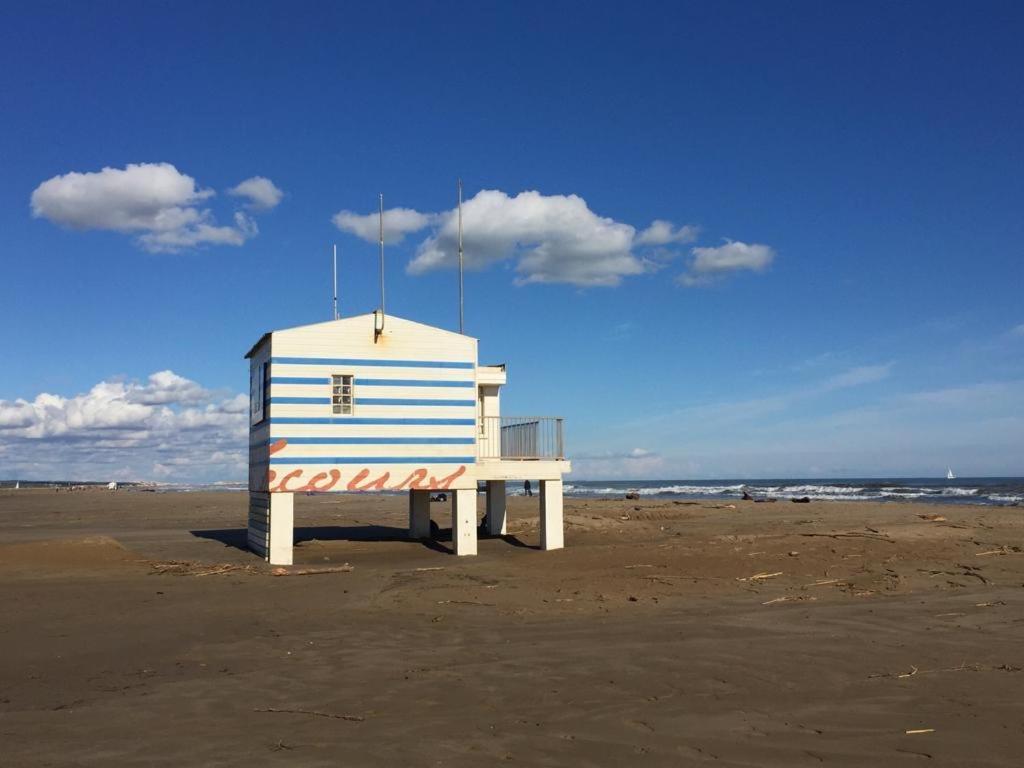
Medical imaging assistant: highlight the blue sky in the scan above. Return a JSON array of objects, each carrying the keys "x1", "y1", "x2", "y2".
[{"x1": 2, "y1": 1, "x2": 1022, "y2": 481}]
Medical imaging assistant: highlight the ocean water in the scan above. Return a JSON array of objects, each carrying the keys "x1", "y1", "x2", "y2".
[{"x1": 561, "y1": 478, "x2": 1024, "y2": 506}]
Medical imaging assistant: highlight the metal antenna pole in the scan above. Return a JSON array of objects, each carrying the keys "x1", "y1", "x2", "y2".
[
  {"x1": 378, "y1": 193, "x2": 385, "y2": 318},
  {"x1": 458, "y1": 178, "x2": 464, "y2": 334},
  {"x1": 332, "y1": 244, "x2": 338, "y2": 320}
]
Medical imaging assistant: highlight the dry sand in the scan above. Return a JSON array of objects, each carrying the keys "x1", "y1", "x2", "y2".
[{"x1": 1, "y1": 489, "x2": 1022, "y2": 766}]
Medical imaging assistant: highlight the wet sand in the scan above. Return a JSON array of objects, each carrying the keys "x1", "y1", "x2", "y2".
[{"x1": 1, "y1": 489, "x2": 1022, "y2": 766}]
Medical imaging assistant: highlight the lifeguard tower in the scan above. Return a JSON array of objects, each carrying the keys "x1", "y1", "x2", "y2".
[{"x1": 245, "y1": 311, "x2": 570, "y2": 565}]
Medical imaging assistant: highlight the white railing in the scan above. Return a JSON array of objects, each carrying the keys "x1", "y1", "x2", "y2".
[{"x1": 478, "y1": 416, "x2": 565, "y2": 460}]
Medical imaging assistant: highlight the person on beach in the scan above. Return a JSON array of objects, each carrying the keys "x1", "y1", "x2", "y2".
[{"x1": 524, "y1": 479, "x2": 533, "y2": 497}]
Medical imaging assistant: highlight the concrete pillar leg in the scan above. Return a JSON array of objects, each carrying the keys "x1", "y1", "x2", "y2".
[
  {"x1": 539, "y1": 479, "x2": 564, "y2": 551},
  {"x1": 268, "y1": 492, "x2": 295, "y2": 565},
  {"x1": 409, "y1": 489, "x2": 431, "y2": 538},
  {"x1": 485, "y1": 480, "x2": 507, "y2": 536},
  {"x1": 451, "y1": 488, "x2": 478, "y2": 556}
]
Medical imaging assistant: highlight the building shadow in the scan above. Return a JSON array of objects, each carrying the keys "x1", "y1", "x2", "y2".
[
  {"x1": 190, "y1": 525, "x2": 452, "y2": 555},
  {"x1": 493, "y1": 533, "x2": 533, "y2": 549}
]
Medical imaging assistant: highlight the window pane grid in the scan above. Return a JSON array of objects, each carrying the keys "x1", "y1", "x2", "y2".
[{"x1": 331, "y1": 374, "x2": 354, "y2": 414}]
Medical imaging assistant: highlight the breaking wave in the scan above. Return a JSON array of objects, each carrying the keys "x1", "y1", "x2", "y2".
[{"x1": 561, "y1": 479, "x2": 1023, "y2": 506}]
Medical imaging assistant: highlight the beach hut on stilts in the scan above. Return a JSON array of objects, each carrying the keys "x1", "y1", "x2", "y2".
[{"x1": 244, "y1": 189, "x2": 570, "y2": 565}]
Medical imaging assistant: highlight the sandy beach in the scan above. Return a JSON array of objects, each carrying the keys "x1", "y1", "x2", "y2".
[{"x1": 1, "y1": 489, "x2": 1022, "y2": 766}]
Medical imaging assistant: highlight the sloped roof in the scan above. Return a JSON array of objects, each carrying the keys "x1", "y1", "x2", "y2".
[{"x1": 244, "y1": 313, "x2": 476, "y2": 359}]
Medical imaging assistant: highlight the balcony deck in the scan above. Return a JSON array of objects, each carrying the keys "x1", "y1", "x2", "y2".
[{"x1": 476, "y1": 416, "x2": 570, "y2": 480}]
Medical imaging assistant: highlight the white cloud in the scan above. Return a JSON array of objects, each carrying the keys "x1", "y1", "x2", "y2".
[
  {"x1": 332, "y1": 190, "x2": 714, "y2": 288},
  {"x1": 629, "y1": 363, "x2": 894, "y2": 434},
  {"x1": 126, "y1": 370, "x2": 210, "y2": 405},
  {"x1": 609, "y1": 321, "x2": 636, "y2": 340},
  {"x1": 228, "y1": 176, "x2": 284, "y2": 210},
  {"x1": 680, "y1": 240, "x2": 776, "y2": 285},
  {"x1": 636, "y1": 220, "x2": 699, "y2": 246},
  {"x1": 332, "y1": 207, "x2": 435, "y2": 244},
  {"x1": 0, "y1": 371, "x2": 247, "y2": 482},
  {"x1": 410, "y1": 190, "x2": 643, "y2": 287},
  {"x1": 571, "y1": 447, "x2": 665, "y2": 479},
  {"x1": 1009, "y1": 323, "x2": 1024, "y2": 338},
  {"x1": 137, "y1": 211, "x2": 258, "y2": 252},
  {"x1": 817, "y1": 363, "x2": 892, "y2": 392},
  {"x1": 31, "y1": 163, "x2": 211, "y2": 231},
  {"x1": 602, "y1": 367, "x2": 1024, "y2": 478},
  {"x1": 31, "y1": 163, "x2": 276, "y2": 253}
]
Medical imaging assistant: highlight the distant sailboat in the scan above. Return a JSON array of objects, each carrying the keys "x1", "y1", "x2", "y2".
[
  {"x1": 14, "y1": 481, "x2": 19, "y2": 490},
  {"x1": 946, "y1": 467, "x2": 956, "y2": 480}
]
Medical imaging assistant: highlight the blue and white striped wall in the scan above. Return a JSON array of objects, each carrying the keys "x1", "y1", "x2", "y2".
[{"x1": 247, "y1": 314, "x2": 479, "y2": 492}]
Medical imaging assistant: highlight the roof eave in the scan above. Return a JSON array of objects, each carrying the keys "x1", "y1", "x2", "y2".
[{"x1": 243, "y1": 332, "x2": 272, "y2": 360}]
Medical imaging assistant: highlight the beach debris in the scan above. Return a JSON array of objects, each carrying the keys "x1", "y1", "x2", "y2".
[
  {"x1": 955, "y1": 564, "x2": 989, "y2": 584},
  {"x1": 193, "y1": 565, "x2": 247, "y2": 577},
  {"x1": 927, "y1": 563, "x2": 992, "y2": 584},
  {"x1": 802, "y1": 578, "x2": 844, "y2": 587},
  {"x1": 642, "y1": 576, "x2": 677, "y2": 585},
  {"x1": 413, "y1": 566, "x2": 445, "y2": 572},
  {"x1": 975, "y1": 601, "x2": 1005, "y2": 607},
  {"x1": 976, "y1": 545, "x2": 1022, "y2": 556},
  {"x1": 905, "y1": 729, "x2": 934, "y2": 735},
  {"x1": 917, "y1": 513, "x2": 946, "y2": 522},
  {"x1": 270, "y1": 564, "x2": 353, "y2": 577},
  {"x1": 624, "y1": 564, "x2": 657, "y2": 569},
  {"x1": 255, "y1": 707, "x2": 364, "y2": 722},
  {"x1": 762, "y1": 596, "x2": 817, "y2": 605},
  {"x1": 870, "y1": 662, "x2": 1022, "y2": 680},
  {"x1": 798, "y1": 532, "x2": 894, "y2": 543},
  {"x1": 791, "y1": 496, "x2": 811, "y2": 504},
  {"x1": 624, "y1": 492, "x2": 640, "y2": 500},
  {"x1": 788, "y1": 551, "x2": 799, "y2": 557},
  {"x1": 738, "y1": 571, "x2": 783, "y2": 582},
  {"x1": 149, "y1": 560, "x2": 258, "y2": 576}
]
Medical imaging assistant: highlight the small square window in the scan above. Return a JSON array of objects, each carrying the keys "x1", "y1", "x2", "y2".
[{"x1": 331, "y1": 374, "x2": 354, "y2": 415}]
